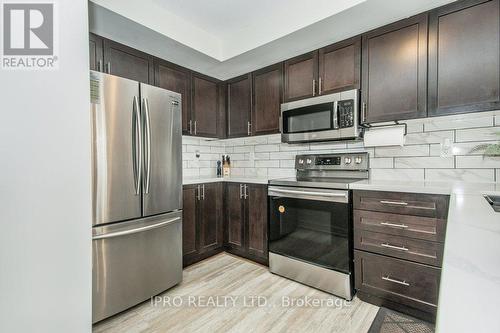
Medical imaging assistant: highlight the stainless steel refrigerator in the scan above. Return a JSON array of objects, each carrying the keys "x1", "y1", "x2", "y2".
[{"x1": 90, "y1": 71, "x2": 183, "y2": 323}]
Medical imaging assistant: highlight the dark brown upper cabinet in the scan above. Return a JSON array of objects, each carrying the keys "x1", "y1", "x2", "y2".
[
  {"x1": 103, "y1": 39, "x2": 154, "y2": 84},
  {"x1": 227, "y1": 74, "x2": 252, "y2": 138},
  {"x1": 428, "y1": 0, "x2": 500, "y2": 117},
  {"x1": 252, "y1": 63, "x2": 283, "y2": 136},
  {"x1": 191, "y1": 73, "x2": 220, "y2": 138},
  {"x1": 154, "y1": 59, "x2": 192, "y2": 135},
  {"x1": 89, "y1": 33, "x2": 103, "y2": 72},
  {"x1": 361, "y1": 14, "x2": 428, "y2": 123},
  {"x1": 284, "y1": 51, "x2": 318, "y2": 102},
  {"x1": 318, "y1": 36, "x2": 361, "y2": 95}
]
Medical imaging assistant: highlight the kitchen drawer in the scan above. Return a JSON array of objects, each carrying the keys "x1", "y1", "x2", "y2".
[
  {"x1": 354, "y1": 209, "x2": 446, "y2": 242},
  {"x1": 354, "y1": 250, "x2": 440, "y2": 314},
  {"x1": 354, "y1": 229, "x2": 443, "y2": 266},
  {"x1": 353, "y1": 190, "x2": 449, "y2": 219}
]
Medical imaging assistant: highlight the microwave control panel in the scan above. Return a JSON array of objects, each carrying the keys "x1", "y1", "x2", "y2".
[{"x1": 338, "y1": 100, "x2": 354, "y2": 128}]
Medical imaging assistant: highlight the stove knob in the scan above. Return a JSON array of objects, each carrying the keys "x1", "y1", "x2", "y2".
[
  {"x1": 306, "y1": 158, "x2": 313, "y2": 165},
  {"x1": 355, "y1": 157, "x2": 363, "y2": 164},
  {"x1": 344, "y1": 157, "x2": 352, "y2": 165},
  {"x1": 298, "y1": 159, "x2": 304, "y2": 165}
]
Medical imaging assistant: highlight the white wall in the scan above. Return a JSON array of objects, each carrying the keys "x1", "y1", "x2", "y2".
[{"x1": 0, "y1": 1, "x2": 92, "y2": 332}]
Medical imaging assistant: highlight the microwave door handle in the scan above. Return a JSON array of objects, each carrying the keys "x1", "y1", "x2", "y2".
[{"x1": 333, "y1": 101, "x2": 339, "y2": 129}]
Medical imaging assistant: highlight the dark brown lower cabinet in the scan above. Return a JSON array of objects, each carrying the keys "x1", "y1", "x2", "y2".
[
  {"x1": 182, "y1": 183, "x2": 223, "y2": 267},
  {"x1": 224, "y1": 183, "x2": 268, "y2": 265},
  {"x1": 353, "y1": 190, "x2": 449, "y2": 323}
]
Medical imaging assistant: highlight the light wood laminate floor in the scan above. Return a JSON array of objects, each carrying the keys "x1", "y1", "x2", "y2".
[{"x1": 93, "y1": 253, "x2": 378, "y2": 333}]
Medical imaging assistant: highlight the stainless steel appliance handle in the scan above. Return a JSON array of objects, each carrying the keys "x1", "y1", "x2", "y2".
[
  {"x1": 197, "y1": 185, "x2": 201, "y2": 201},
  {"x1": 244, "y1": 184, "x2": 248, "y2": 199},
  {"x1": 240, "y1": 184, "x2": 244, "y2": 199},
  {"x1": 362, "y1": 102, "x2": 367, "y2": 123},
  {"x1": 319, "y1": 77, "x2": 322, "y2": 95},
  {"x1": 133, "y1": 96, "x2": 142, "y2": 196},
  {"x1": 143, "y1": 98, "x2": 152, "y2": 194},
  {"x1": 333, "y1": 100, "x2": 339, "y2": 129},
  {"x1": 194, "y1": 120, "x2": 197, "y2": 135},
  {"x1": 381, "y1": 243, "x2": 409, "y2": 251},
  {"x1": 247, "y1": 122, "x2": 251, "y2": 136},
  {"x1": 382, "y1": 276, "x2": 410, "y2": 286},
  {"x1": 380, "y1": 222, "x2": 409, "y2": 229},
  {"x1": 270, "y1": 188, "x2": 347, "y2": 198},
  {"x1": 312, "y1": 79, "x2": 316, "y2": 97},
  {"x1": 189, "y1": 120, "x2": 193, "y2": 134},
  {"x1": 202, "y1": 184, "x2": 205, "y2": 200},
  {"x1": 92, "y1": 217, "x2": 181, "y2": 240},
  {"x1": 380, "y1": 200, "x2": 408, "y2": 206}
]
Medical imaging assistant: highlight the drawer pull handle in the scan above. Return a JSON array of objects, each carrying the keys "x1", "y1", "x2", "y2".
[
  {"x1": 382, "y1": 276, "x2": 410, "y2": 286},
  {"x1": 381, "y1": 243, "x2": 408, "y2": 251},
  {"x1": 380, "y1": 200, "x2": 408, "y2": 206},
  {"x1": 380, "y1": 222, "x2": 408, "y2": 229}
]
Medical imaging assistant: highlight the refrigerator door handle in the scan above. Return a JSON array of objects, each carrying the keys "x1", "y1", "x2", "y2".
[
  {"x1": 143, "y1": 98, "x2": 152, "y2": 194},
  {"x1": 92, "y1": 217, "x2": 181, "y2": 240},
  {"x1": 132, "y1": 96, "x2": 142, "y2": 195}
]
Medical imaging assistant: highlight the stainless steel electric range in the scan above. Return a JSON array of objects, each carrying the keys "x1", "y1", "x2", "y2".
[{"x1": 268, "y1": 152, "x2": 369, "y2": 300}]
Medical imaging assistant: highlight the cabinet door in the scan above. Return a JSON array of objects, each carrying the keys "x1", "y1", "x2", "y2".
[
  {"x1": 192, "y1": 74, "x2": 219, "y2": 138},
  {"x1": 103, "y1": 39, "x2": 154, "y2": 84},
  {"x1": 318, "y1": 36, "x2": 360, "y2": 95},
  {"x1": 182, "y1": 185, "x2": 198, "y2": 263},
  {"x1": 89, "y1": 33, "x2": 103, "y2": 72},
  {"x1": 284, "y1": 51, "x2": 318, "y2": 102},
  {"x1": 245, "y1": 184, "x2": 268, "y2": 263},
  {"x1": 252, "y1": 64, "x2": 282, "y2": 136},
  {"x1": 199, "y1": 183, "x2": 223, "y2": 253},
  {"x1": 155, "y1": 60, "x2": 192, "y2": 134},
  {"x1": 224, "y1": 183, "x2": 245, "y2": 253},
  {"x1": 227, "y1": 74, "x2": 252, "y2": 138},
  {"x1": 428, "y1": 0, "x2": 500, "y2": 116},
  {"x1": 361, "y1": 14, "x2": 428, "y2": 123}
]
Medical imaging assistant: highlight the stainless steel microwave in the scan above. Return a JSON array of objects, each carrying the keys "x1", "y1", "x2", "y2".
[{"x1": 280, "y1": 89, "x2": 360, "y2": 143}]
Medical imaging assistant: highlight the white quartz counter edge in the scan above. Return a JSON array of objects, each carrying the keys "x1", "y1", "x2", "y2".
[
  {"x1": 350, "y1": 179, "x2": 500, "y2": 195},
  {"x1": 183, "y1": 177, "x2": 269, "y2": 185}
]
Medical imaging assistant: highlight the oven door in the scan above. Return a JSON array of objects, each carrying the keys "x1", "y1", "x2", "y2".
[{"x1": 268, "y1": 186, "x2": 352, "y2": 274}]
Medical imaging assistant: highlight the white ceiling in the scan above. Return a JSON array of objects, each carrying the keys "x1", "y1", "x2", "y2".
[
  {"x1": 92, "y1": 0, "x2": 367, "y2": 61},
  {"x1": 89, "y1": 0, "x2": 457, "y2": 79}
]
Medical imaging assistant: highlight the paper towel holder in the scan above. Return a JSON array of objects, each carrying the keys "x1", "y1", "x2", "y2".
[{"x1": 360, "y1": 121, "x2": 408, "y2": 136}]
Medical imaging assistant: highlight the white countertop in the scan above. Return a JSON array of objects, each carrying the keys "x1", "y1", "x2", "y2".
[
  {"x1": 350, "y1": 179, "x2": 500, "y2": 195},
  {"x1": 436, "y1": 190, "x2": 500, "y2": 333},
  {"x1": 183, "y1": 176, "x2": 269, "y2": 185}
]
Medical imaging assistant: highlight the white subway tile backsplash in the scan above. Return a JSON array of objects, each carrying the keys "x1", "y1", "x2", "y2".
[
  {"x1": 183, "y1": 112, "x2": 500, "y2": 183},
  {"x1": 456, "y1": 127, "x2": 500, "y2": 142},
  {"x1": 425, "y1": 169, "x2": 495, "y2": 182},
  {"x1": 394, "y1": 156, "x2": 454, "y2": 169},
  {"x1": 424, "y1": 115, "x2": 493, "y2": 131},
  {"x1": 370, "y1": 169, "x2": 425, "y2": 181},
  {"x1": 369, "y1": 158, "x2": 393, "y2": 169},
  {"x1": 255, "y1": 144, "x2": 280, "y2": 152},
  {"x1": 404, "y1": 131, "x2": 454, "y2": 145},
  {"x1": 456, "y1": 156, "x2": 500, "y2": 168},
  {"x1": 375, "y1": 145, "x2": 429, "y2": 157},
  {"x1": 280, "y1": 160, "x2": 296, "y2": 168},
  {"x1": 255, "y1": 160, "x2": 280, "y2": 168}
]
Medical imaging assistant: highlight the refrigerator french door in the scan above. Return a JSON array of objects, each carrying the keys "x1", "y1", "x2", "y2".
[{"x1": 90, "y1": 71, "x2": 182, "y2": 323}]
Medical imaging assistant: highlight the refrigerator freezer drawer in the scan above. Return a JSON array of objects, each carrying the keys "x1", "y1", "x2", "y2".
[{"x1": 92, "y1": 211, "x2": 182, "y2": 323}]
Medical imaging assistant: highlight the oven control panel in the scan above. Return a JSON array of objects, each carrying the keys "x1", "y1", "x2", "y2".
[
  {"x1": 296, "y1": 153, "x2": 368, "y2": 170},
  {"x1": 338, "y1": 100, "x2": 355, "y2": 128}
]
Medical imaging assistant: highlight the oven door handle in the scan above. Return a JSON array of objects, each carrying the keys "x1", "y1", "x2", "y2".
[{"x1": 269, "y1": 187, "x2": 348, "y2": 203}]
